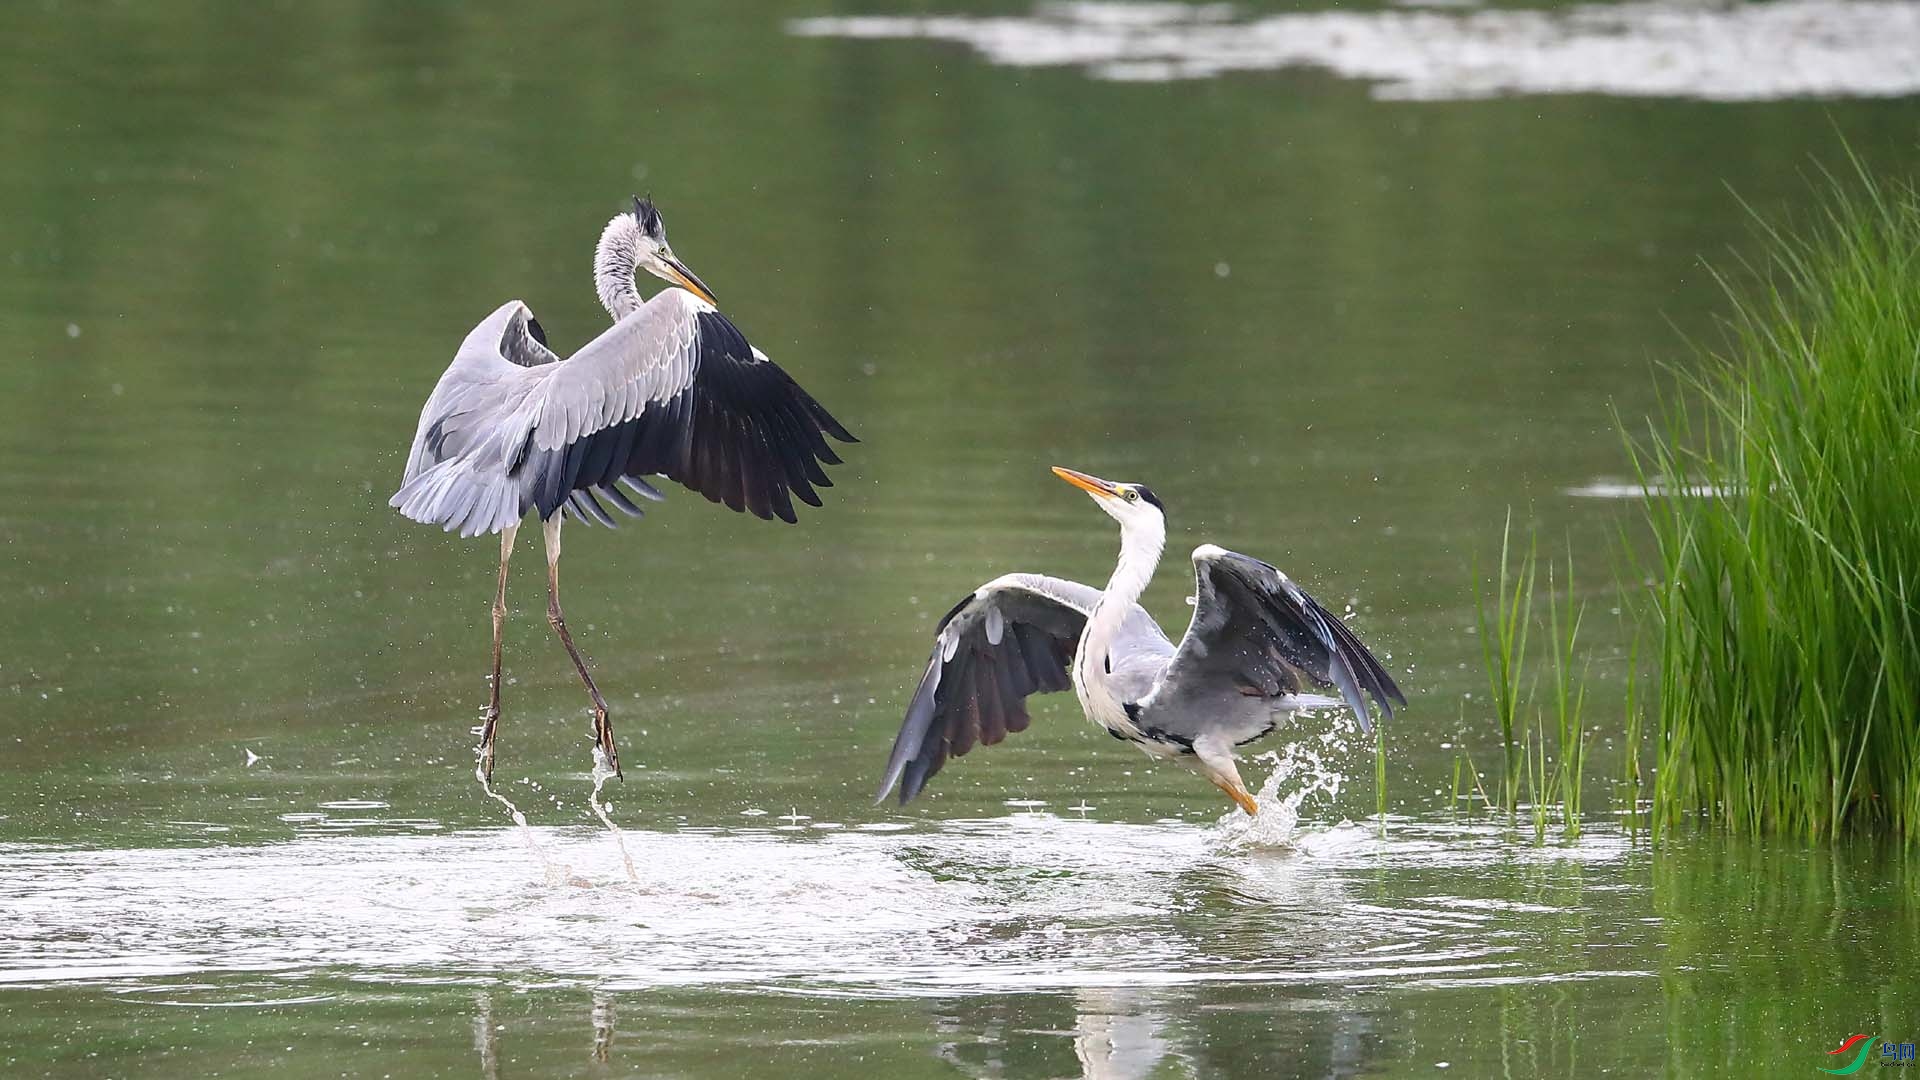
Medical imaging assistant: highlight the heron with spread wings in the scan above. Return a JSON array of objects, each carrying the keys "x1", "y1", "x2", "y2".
[
  {"x1": 876, "y1": 467, "x2": 1404, "y2": 815},
  {"x1": 391, "y1": 197, "x2": 855, "y2": 782}
]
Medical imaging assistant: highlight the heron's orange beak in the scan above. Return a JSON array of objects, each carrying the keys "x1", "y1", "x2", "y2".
[
  {"x1": 661, "y1": 255, "x2": 719, "y2": 307},
  {"x1": 1052, "y1": 466, "x2": 1120, "y2": 499}
]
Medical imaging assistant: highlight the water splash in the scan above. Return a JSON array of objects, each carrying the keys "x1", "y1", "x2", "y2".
[
  {"x1": 0, "y1": 818, "x2": 1640, "y2": 994},
  {"x1": 1214, "y1": 741, "x2": 1348, "y2": 851},
  {"x1": 588, "y1": 747, "x2": 639, "y2": 884},
  {"x1": 475, "y1": 758, "x2": 582, "y2": 887}
]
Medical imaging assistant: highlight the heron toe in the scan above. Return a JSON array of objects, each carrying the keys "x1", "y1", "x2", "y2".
[
  {"x1": 477, "y1": 713, "x2": 499, "y2": 783},
  {"x1": 593, "y1": 709, "x2": 622, "y2": 779}
]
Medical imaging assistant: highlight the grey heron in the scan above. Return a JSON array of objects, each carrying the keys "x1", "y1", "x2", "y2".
[
  {"x1": 876, "y1": 467, "x2": 1404, "y2": 815},
  {"x1": 391, "y1": 196, "x2": 856, "y2": 781}
]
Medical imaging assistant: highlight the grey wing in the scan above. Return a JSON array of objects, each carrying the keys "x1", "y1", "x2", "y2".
[
  {"x1": 526, "y1": 290, "x2": 856, "y2": 525},
  {"x1": 875, "y1": 575, "x2": 1102, "y2": 805},
  {"x1": 390, "y1": 289, "x2": 856, "y2": 536},
  {"x1": 1152, "y1": 545, "x2": 1406, "y2": 734},
  {"x1": 390, "y1": 300, "x2": 558, "y2": 536}
]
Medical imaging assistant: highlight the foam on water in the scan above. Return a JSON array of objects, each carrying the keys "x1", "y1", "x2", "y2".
[
  {"x1": 1565, "y1": 477, "x2": 1737, "y2": 499},
  {"x1": 791, "y1": 0, "x2": 1920, "y2": 100},
  {"x1": 0, "y1": 814, "x2": 1642, "y2": 996}
]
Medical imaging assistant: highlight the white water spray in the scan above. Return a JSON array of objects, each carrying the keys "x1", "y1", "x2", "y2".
[
  {"x1": 1215, "y1": 737, "x2": 1350, "y2": 851},
  {"x1": 473, "y1": 735, "x2": 577, "y2": 886},
  {"x1": 588, "y1": 747, "x2": 639, "y2": 884}
]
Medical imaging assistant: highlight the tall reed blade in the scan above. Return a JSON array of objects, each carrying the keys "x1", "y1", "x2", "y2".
[{"x1": 1625, "y1": 157, "x2": 1920, "y2": 843}]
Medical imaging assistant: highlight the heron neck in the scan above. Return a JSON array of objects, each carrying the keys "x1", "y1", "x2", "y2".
[
  {"x1": 594, "y1": 214, "x2": 644, "y2": 321},
  {"x1": 1085, "y1": 521, "x2": 1164, "y2": 664}
]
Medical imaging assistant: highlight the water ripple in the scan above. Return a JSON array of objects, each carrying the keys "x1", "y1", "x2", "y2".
[
  {"x1": 792, "y1": 0, "x2": 1920, "y2": 100},
  {"x1": 0, "y1": 816, "x2": 1648, "y2": 997}
]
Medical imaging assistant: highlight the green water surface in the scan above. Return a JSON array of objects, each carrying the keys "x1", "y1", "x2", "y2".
[{"x1": 1, "y1": 2, "x2": 1917, "y2": 1077}]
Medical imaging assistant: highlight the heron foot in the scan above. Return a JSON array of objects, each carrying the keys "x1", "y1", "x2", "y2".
[
  {"x1": 1212, "y1": 778, "x2": 1260, "y2": 817},
  {"x1": 592, "y1": 707, "x2": 622, "y2": 779},
  {"x1": 477, "y1": 704, "x2": 500, "y2": 783}
]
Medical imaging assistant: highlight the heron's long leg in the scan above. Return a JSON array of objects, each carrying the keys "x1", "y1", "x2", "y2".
[
  {"x1": 479, "y1": 523, "x2": 518, "y2": 783},
  {"x1": 542, "y1": 515, "x2": 622, "y2": 777}
]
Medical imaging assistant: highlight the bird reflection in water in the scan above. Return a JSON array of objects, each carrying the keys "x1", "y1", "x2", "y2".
[
  {"x1": 1072, "y1": 989, "x2": 1186, "y2": 1080},
  {"x1": 473, "y1": 992, "x2": 500, "y2": 1080},
  {"x1": 470, "y1": 990, "x2": 618, "y2": 1072},
  {"x1": 930, "y1": 989, "x2": 1191, "y2": 1079},
  {"x1": 591, "y1": 990, "x2": 616, "y2": 1064}
]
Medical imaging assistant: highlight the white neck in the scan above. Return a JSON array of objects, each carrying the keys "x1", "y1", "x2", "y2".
[
  {"x1": 1082, "y1": 516, "x2": 1165, "y2": 680},
  {"x1": 593, "y1": 214, "x2": 644, "y2": 321}
]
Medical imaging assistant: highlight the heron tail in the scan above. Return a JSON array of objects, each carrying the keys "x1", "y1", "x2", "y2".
[{"x1": 390, "y1": 458, "x2": 527, "y2": 538}]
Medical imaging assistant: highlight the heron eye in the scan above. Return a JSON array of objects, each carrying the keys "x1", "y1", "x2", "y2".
[{"x1": 1124, "y1": 489, "x2": 1138, "y2": 502}]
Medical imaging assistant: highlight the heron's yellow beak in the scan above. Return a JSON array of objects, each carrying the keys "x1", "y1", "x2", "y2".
[
  {"x1": 1052, "y1": 466, "x2": 1120, "y2": 499},
  {"x1": 661, "y1": 255, "x2": 719, "y2": 307}
]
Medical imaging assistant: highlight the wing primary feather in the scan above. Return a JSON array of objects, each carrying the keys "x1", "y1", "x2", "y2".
[
  {"x1": 874, "y1": 579, "x2": 1107, "y2": 806},
  {"x1": 759, "y1": 398, "x2": 828, "y2": 502},
  {"x1": 599, "y1": 484, "x2": 647, "y2": 518},
  {"x1": 1179, "y1": 549, "x2": 1405, "y2": 733},
  {"x1": 739, "y1": 413, "x2": 784, "y2": 522},
  {"x1": 877, "y1": 654, "x2": 944, "y2": 804},
  {"x1": 580, "y1": 489, "x2": 619, "y2": 528},
  {"x1": 1012, "y1": 624, "x2": 1066, "y2": 692},
  {"x1": 973, "y1": 650, "x2": 1007, "y2": 747},
  {"x1": 986, "y1": 654, "x2": 1022, "y2": 743},
  {"x1": 619, "y1": 475, "x2": 667, "y2": 502},
  {"x1": 598, "y1": 419, "x2": 643, "y2": 488},
  {"x1": 950, "y1": 656, "x2": 981, "y2": 758},
  {"x1": 808, "y1": 396, "x2": 858, "y2": 444},
  {"x1": 1280, "y1": 577, "x2": 1405, "y2": 720}
]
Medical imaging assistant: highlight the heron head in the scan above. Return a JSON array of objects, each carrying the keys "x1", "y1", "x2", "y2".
[
  {"x1": 1052, "y1": 466, "x2": 1166, "y2": 530},
  {"x1": 629, "y1": 195, "x2": 718, "y2": 306}
]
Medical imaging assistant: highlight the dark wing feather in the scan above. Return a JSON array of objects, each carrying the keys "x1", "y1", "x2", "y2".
[
  {"x1": 1165, "y1": 547, "x2": 1405, "y2": 733},
  {"x1": 523, "y1": 308, "x2": 855, "y2": 525},
  {"x1": 391, "y1": 295, "x2": 855, "y2": 538},
  {"x1": 876, "y1": 575, "x2": 1102, "y2": 806},
  {"x1": 503, "y1": 315, "x2": 559, "y2": 367}
]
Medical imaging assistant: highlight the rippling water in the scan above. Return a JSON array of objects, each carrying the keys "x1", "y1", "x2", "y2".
[
  {"x1": 0, "y1": 731, "x2": 1648, "y2": 1001},
  {"x1": 4, "y1": 809, "x2": 1910, "y2": 1077},
  {"x1": 0, "y1": 816, "x2": 1638, "y2": 994},
  {"x1": 793, "y1": 0, "x2": 1920, "y2": 98}
]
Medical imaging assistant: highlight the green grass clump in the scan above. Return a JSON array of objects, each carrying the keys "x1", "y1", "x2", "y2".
[
  {"x1": 1473, "y1": 512, "x2": 1590, "y2": 840},
  {"x1": 1473, "y1": 511, "x2": 1534, "y2": 822},
  {"x1": 1631, "y1": 165, "x2": 1920, "y2": 843}
]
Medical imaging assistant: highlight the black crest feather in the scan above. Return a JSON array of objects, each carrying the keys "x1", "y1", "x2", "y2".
[
  {"x1": 1133, "y1": 485, "x2": 1165, "y2": 513},
  {"x1": 631, "y1": 194, "x2": 665, "y2": 241}
]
